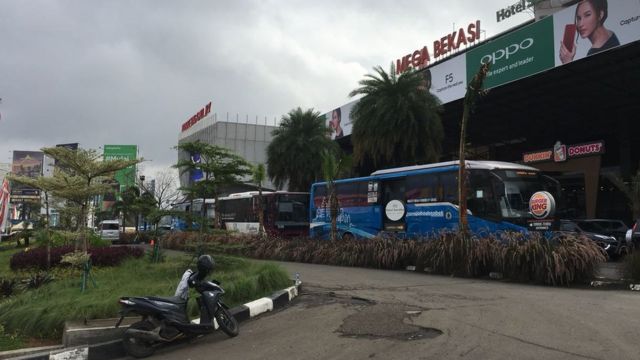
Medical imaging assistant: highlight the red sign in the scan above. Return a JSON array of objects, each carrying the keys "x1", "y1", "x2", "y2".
[
  {"x1": 181, "y1": 102, "x2": 212, "y2": 132},
  {"x1": 529, "y1": 191, "x2": 556, "y2": 219},
  {"x1": 523, "y1": 150, "x2": 552, "y2": 163},
  {"x1": 523, "y1": 141, "x2": 605, "y2": 164},
  {"x1": 395, "y1": 20, "x2": 481, "y2": 74},
  {"x1": 568, "y1": 142, "x2": 604, "y2": 157}
]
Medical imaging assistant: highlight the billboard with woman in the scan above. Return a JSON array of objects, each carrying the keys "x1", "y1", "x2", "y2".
[{"x1": 554, "y1": 0, "x2": 640, "y2": 66}]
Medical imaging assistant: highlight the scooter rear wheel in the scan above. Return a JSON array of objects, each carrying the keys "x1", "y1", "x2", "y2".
[
  {"x1": 123, "y1": 320, "x2": 157, "y2": 358},
  {"x1": 215, "y1": 306, "x2": 239, "y2": 337}
]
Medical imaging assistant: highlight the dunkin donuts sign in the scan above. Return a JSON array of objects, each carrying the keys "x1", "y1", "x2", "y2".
[
  {"x1": 523, "y1": 140, "x2": 605, "y2": 164},
  {"x1": 529, "y1": 191, "x2": 556, "y2": 219}
]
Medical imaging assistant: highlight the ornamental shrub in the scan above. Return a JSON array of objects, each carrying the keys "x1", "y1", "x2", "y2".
[{"x1": 9, "y1": 246, "x2": 144, "y2": 271}]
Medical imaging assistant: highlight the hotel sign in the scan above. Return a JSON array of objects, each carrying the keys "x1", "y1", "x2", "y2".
[{"x1": 496, "y1": 0, "x2": 544, "y2": 23}]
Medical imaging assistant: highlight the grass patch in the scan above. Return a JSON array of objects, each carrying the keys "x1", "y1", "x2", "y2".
[
  {"x1": 0, "y1": 324, "x2": 25, "y2": 351},
  {"x1": 0, "y1": 247, "x2": 23, "y2": 278},
  {"x1": 0, "y1": 254, "x2": 291, "y2": 341}
]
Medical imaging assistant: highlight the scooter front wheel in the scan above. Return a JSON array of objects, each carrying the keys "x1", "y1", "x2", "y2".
[
  {"x1": 122, "y1": 320, "x2": 157, "y2": 358},
  {"x1": 215, "y1": 306, "x2": 239, "y2": 337}
]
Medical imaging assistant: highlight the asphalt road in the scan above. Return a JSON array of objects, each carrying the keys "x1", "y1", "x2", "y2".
[{"x1": 118, "y1": 260, "x2": 639, "y2": 360}]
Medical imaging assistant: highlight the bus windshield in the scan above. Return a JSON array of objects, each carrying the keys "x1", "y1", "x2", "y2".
[
  {"x1": 492, "y1": 169, "x2": 558, "y2": 219},
  {"x1": 276, "y1": 194, "x2": 309, "y2": 222}
]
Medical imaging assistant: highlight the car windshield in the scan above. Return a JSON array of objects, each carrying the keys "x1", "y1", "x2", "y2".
[
  {"x1": 276, "y1": 194, "x2": 309, "y2": 222},
  {"x1": 101, "y1": 223, "x2": 119, "y2": 230}
]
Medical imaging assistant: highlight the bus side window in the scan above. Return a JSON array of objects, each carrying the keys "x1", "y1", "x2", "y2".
[
  {"x1": 439, "y1": 172, "x2": 458, "y2": 204},
  {"x1": 406, "y1": 174, "x2": 437, "y2": 203}
]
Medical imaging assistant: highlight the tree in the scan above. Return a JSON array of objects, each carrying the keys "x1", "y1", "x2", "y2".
[
  {"x1": 320, "y1": 149, "x2": 352, "y2": 241},
  {"x1": 116, "y1": 186, "x2": 139, "y2": 233},
  {"x1": 174, "y1": 141, "x2": 252, "y2": 231},
  {"x1": 349, "y1": 65, "x2": 444, "y2": 169},
  {"x1": 148, "y1": 169, "x2": 181, "y2": 210},
  {"x1": 252, "y1": 164, "x2": 266, "y2": 236},
  {"x1": 458, "y1": 63, "x2": 490, "y2": 233},
  {"x1": 267, "y1": 107, "x2": 334, "y2": 191},
  {"x1": 39, "y1": 147, "x2": 140, "y2": 251}
]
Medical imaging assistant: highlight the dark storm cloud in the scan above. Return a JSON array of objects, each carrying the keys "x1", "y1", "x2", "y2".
[{"x1": 0, "y1": 0, "x2": 527, "y2": 171}]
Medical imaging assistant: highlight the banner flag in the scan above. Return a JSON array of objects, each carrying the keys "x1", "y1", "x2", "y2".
[{"x1": 0, "y1": 179, "x2": 10, "y2": 233}]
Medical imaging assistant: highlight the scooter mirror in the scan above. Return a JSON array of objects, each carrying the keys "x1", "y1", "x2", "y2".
[{"x1": 188, "y1": 271, "x2": 201, "y2": 287}]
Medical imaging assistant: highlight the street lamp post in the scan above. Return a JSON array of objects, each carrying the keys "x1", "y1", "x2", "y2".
[{"x1": 139, "y1": 175, "x2": 146, "y2": 231}]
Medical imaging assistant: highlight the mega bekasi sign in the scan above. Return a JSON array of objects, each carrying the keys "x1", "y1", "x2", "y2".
[{"x1": 395, "y1": 20, "x2": 481, "y2": 74}]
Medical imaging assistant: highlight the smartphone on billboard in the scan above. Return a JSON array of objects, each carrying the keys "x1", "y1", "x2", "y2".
[{"x1": 563, "y1": 24, "x2": 576, "y2": 52}]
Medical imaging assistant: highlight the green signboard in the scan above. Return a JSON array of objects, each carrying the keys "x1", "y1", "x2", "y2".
[
  {"x1": 103, "y1": 145, "x2": 137, "y2": 192},
  {"x1": 466, "y1": 16, "x2": 554, "y2": 90}
]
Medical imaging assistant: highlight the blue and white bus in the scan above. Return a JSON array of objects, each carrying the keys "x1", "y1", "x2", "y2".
[
  {"x1": 170, "y1": 198, "x2": 215, "y2": 231},
  {"x1": 309, "y1": 160, "x2": 560, "y2": 240}
]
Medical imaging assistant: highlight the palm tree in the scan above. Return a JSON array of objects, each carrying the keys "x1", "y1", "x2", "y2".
[
  {"x1": 349, "y1": 65, "x2": 444, "y2": 169},
  {"x1": 267, "y1": 107, "x2": 334, "y2": 191},
  {"x1": 458, "y1": 63, "x2": 490, "y2": 233},
  {"x1": 320, "y1": 149, "x2": 352, "y2": 241},
  {"x1": 252, "y1": 164, "x2": 266, "y2": 237}
]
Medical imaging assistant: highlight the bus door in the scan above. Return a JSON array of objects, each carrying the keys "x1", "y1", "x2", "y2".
[{"x1": 381, "y1": 178, "x2": 406, "y2": 232}]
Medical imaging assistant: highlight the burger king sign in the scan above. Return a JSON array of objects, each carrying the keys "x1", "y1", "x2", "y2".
[{"x1": 529, "y1": 191, "x2": 556, "y2": 219}]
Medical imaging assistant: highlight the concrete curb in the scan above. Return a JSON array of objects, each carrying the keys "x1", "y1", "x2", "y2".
[{"x1": 0, "y1": 282, "x2": 301, "y2": 360}]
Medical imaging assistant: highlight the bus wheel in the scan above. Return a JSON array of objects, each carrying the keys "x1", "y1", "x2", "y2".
[{"x1": 342, "y1": 233, "x2": 354, "y2": 241}]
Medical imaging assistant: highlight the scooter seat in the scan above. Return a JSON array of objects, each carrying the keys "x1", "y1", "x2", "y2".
[{"x1": 146, "y1": 296, "x2": 187, "y2": 305}]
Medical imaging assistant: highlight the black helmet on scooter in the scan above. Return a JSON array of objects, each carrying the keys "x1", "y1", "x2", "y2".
[{"x1": 197, "y1": 254, "x2": 215, "y2": 277}]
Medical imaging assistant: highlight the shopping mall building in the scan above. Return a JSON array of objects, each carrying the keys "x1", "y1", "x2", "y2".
[
  {"x1": 323, "y1": 0, "x2": 640, "y2": 222},
  {"x1": 177, "y1": 102, "x2": 278, "y2": 194}
]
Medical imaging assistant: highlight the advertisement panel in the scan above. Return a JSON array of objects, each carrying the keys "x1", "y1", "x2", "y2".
[
  {"x1": 325, "y1": 100, "x2": 357, "y2": 140},
  {"x1": 553, "y1": 0, "x2": 640, "y2": 67},
  {"x1": 466, "y1": 16, "x2": 555, "y2": 89},
  {"x1": 11, "y1": 151, "x2": 44, "y2": 198},
  {"x1": 103, "y1": 145, "x2": 137, "y2": 192},
  {"x1": 426, "y1": 54, "x2": 467, "y2": 104},
  {"x1": 190, "y1": 152, "x2": 204, "y2": 183}
]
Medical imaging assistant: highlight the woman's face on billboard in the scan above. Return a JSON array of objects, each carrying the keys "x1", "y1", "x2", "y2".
[
  {"x1": 331, "y1": 110, "x2": 340, "y2": 128},
  {"x1": 576, "y1": 1, "x2": 602, "y2": 39}
]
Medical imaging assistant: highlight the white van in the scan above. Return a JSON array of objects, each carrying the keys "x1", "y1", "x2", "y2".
[{"x1": 98, "y1": 220, "x2": 120, "y2": 243}]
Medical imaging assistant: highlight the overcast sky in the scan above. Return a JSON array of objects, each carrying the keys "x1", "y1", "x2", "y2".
[{"x1": 0, "y1": 0, "x2": 534, "y2": 178}]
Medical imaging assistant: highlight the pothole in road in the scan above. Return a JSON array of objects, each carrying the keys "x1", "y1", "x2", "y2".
[
  {"x1": 337, "y1": 304, "x2": 442, "y2": 341},
  {"x1": 299, "y1": 290, "x2": 377, "y2": 308}
]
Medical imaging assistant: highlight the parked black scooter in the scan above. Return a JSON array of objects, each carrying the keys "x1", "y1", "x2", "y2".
[{"x1": 116, "y1": 255, "x2": 238, "y2": 358}]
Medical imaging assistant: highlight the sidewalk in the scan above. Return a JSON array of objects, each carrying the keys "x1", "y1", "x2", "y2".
[{"x1": 596, "y1": 261, "x2": 625, "y2": 281}]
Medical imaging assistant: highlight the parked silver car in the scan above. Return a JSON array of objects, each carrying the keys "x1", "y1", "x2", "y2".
[{"x1": 98, "y1": 220, "x2": 120, "y2": 243}]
